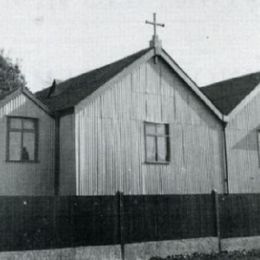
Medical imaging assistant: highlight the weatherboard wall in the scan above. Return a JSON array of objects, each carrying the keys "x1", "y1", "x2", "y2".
[
  {"x1": 59, "y1": 113, "x2": 76, "y2": 195},
  {"x1": 0, "y1": 93, "x2": 55, "y2": 195},
  {"x1": 226, "y1": 88, "x2": 260, "y2": 193},
  {"x1": 75, "y1": 58, "x2": 225, "y2": 195}
]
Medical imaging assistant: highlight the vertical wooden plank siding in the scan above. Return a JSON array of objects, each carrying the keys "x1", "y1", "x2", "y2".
[
  {"x1": 226, "y1": 91, "x2": 260, "y2": 193},
  {"x1": 75, "y1": 58, "x2": 225, "y2": 195},
  {"x1": 0, "y1": 93, "x2": 55, "y2": 195},
  {"x1": 59, "y1": 113, "x2": 76, "y2": 195}
]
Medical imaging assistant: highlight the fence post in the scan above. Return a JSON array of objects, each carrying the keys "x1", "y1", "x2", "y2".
[
  {"x1": 117, "y1": 191, "x2": 125, "y2": 260},
  {"x1": 212, "y1": 189, "x2": 221, "y2": 253}
]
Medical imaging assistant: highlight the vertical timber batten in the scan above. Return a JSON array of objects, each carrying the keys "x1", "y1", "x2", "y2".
[{"x1": 54, "y1": 113, "x2": 60, "y2": 195}]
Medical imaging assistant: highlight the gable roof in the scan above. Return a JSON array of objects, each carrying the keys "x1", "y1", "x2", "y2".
[
  {"x1": 0, "y1": 87, "x2": 52, "y2": 116},
  {"x1": 35, "y1": 46, "x2": 224, "y2": 121},
  {"x1": 201, "y1": 72, "x2": 260, "y2": 116},
  {"x1": 36, "y1": 48, "x2": 152, "y2": 112}
]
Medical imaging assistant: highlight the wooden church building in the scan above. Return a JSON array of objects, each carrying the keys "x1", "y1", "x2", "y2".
[{"x1": 1, "y1": 16, "x2": 260, "y2": 195}]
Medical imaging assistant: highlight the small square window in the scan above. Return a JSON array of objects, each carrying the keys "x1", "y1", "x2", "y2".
[
  {"x1": 144, "y1": 122, "x2": 170, "y2": 164},
  {"x1": 6, "y1": 117, "x2": 38, "y2": 162}
]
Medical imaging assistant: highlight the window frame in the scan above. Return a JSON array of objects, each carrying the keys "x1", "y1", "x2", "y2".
[
  {"x1": 6, "y1": 116, "x2": 39, "y2": 163},
  {"x1": 144, "y1": 121, "x2": 170, "y2": 164}
]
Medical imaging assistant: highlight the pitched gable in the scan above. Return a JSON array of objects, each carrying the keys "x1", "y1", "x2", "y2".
[
  {"x1": 35, "y1": 47, "x2": 224, "y2": 121},
  {"x1": 0, "y1": 87, "x2": 52, "y2": 116},
  {"x1": 201, "y1": 72, "x2": 260, "y2": 115}
]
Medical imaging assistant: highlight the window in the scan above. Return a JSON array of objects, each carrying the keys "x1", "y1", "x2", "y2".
[
  {"x1": 6, "y1": 117, "x2": 38, "y2": 162},
  {"x1": 144, "y1": 122, "x2": 170, "y2": 163}
]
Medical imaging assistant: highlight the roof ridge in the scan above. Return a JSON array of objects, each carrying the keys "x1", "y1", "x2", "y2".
[
  {"x1": 35, "y1": 47, "x2": 153, "y2": 111},
  {"x1": 202, "y1": 70, "x2": 260, "y2": 89},
  {"x1": 36, "y1": 47, "x2": 152, "y2": 98},
  {"x1": 201, "y1": 70, "x2": 260, "y2": 115}
]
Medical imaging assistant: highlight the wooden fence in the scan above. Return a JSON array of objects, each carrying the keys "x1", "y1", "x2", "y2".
[
  {"x1": 0, "y1": 192, "x2": 259, "y2": 252},
  {"x1": 220, "y1": 194, "x2": 260, "y2": 238}
]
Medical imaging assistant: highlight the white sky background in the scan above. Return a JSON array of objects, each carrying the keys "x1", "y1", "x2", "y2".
[{"x1": 0, "y1": 0, "x2": 260, "y2": 92}]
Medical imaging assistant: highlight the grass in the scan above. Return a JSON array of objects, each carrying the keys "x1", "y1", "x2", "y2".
[{"x1": 150, "y1": 250, "x2": 260, "y2": 260}]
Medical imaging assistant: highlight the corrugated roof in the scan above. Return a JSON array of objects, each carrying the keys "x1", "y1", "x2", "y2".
[
  {"x1": 201, "y1": 72, "x2": 260, "y2": 115},
  {"x1": 36, "y1": 47, "x2": 152, "y2": 112}
]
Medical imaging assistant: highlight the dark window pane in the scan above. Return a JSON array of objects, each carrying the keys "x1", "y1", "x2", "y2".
[
  {"x1": 165, "y1": 124, "x2": 169, "y2": 135},
  {"x1": 23, "y1": 119, "x2": 35, "y2": 130},
  {"x1": 146, "y1": 136, "x2": 156, "y2": 161},
  {"x1": 23, "y1": 132, "x2": 35, "y2": 161},
  {"x1": 157, "y1": 137, "x2": 167, "y2": 161},
  {"x1": 9, "y1": 132, "x2": 22, "y2": 161},
  {"x1": 10, "y1": 118, "x2": 22, "y2": 129},
  {"x1": 145, "y1": 124, "x2": 156, "y2": 135}
]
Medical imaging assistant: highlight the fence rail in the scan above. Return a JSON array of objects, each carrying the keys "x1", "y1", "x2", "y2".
[{"x1": 0, "y1": 192, "x2": 259, "y2": 252}]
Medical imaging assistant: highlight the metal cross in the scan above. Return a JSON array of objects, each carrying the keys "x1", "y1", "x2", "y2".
[{"x1": 145, "y1": 13, "x2": 165, "y2": 38}]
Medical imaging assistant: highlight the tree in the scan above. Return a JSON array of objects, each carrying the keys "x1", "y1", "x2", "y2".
[{"x1": 0, "y1": 50, "x2": 26, "y2": 95}]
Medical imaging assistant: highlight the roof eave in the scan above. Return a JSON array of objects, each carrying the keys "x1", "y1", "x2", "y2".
[
  {"x1": 0, "y1": 87, "x2": 54, "y2": 117},
  {"x1": 75, "y1": 47, "x2": 226, "y2": 122},
  {"x1": 21, "y1": 88, "x2": 54, "y2": 117},
  {"x1": 0, "y1": 87, "x2": 21, "y2": 108},
  {"x1": 158, "y1": 49, "x2": 225, "y2": 122},
  {"x1": 54, "y1": 46, "x2": 225, "y2": 122},
  {"x1": 76, "y1": 48, "x2": 155, "y2": 111},
  {"x1": 225, "y1": 81, "x2": 260, "y2": 123}
]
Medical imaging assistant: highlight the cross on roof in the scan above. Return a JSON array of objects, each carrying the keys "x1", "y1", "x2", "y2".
[{"x1": 145, "y1": 13, "x2": 165, "y2": 39}]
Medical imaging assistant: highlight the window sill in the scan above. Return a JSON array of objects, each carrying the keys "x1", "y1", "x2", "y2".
[
  {"x1": 5, "y1": 160, "x2": 40, "y2": 164},
  {"x1": 145, "y1": 161, "x2": 170, "y2": 165}
]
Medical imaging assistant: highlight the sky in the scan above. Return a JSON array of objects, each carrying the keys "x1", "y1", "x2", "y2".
[{"x1": 1, "y1": 0, "x2": 260, "y2": 92}]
